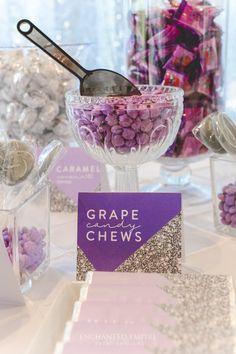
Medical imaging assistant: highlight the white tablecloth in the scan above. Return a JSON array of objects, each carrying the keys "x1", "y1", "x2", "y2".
[{"x1": 1, "y1": 159, "x2": 236, "y2": 354}]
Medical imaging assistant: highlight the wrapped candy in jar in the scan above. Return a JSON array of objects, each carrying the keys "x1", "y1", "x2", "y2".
[
  {"x1": 127, "y1": 0, "x2": 228, "y2": 158},
  {"x1": 0, "y1": 45, "x2": 88, "y2": 213},
  {"x1": 0, "y1": 45, "x2": 88, "y2": 146}
]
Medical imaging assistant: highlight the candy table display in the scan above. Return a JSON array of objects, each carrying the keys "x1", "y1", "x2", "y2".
[
  {"x1": 127, "y1": 0, "x2": 228, "y2": 202},
  {"x1": 66, "y1": 85, "x2": 183, "y2": 192}
]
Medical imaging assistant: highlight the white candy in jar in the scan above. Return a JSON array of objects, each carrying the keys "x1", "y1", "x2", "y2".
[
  {"x1": 6, "y1": 102, "x2": 24, "y2": 123},
  {"x1": 30, "y1": 120, "x2": 45, "y2": 135},
  {"x1": 39, "y1": 101, "x2": 60, "y2": 128},
  {"x1": 0, "y1": 47, "x2": 77, "y2": 145},
  {"x1": 13, "y1": 67, "x2": 31, "y2": 92},
  {"x1": 22, "y1": 89, "x2": 49, "y2": 109},
  {"x1": 19, "y1": 107, "x2": 38, "y2": 130},
  {"x1": 53, "y1": 116, "x2": 71, "y2": 138}
]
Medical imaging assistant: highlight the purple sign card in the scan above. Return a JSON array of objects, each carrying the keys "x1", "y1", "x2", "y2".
[
  {"x1": 48, "y1": 147, "x2": 109, "y2": 212},
  {"x1": 77, "y1": 192, "x2": 182, "y2": 280}
]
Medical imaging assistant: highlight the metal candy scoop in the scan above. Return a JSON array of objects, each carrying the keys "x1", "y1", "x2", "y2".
[
  {"x1": 192, "y1": 113, "x2": 226, "y2": 154},
  {"x1": 17, "y1": 19, "x2": 141, "y2": 97},
  {"x1": 193, "y1": 112, "x2": 236, "y2": 155},
  {"x1": 212, "y1": 113, "x2": 236, "y2": 155}
]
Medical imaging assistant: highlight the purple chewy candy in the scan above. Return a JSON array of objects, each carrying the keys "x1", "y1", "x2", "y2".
[
  {"x1": 2, "y1": 226, "x2": 47, "y2": 274},
  {"x1": 218, "y1": 183, "x2": 236, "y2": 229}
]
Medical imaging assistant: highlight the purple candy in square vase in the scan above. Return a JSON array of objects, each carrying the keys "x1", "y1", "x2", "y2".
[
  {"x1": 218, "y1": 183, "x2": 236, "y2": 229},
  {"x1": 2, "y1": 226, "x2": 47, "y2": 275}
]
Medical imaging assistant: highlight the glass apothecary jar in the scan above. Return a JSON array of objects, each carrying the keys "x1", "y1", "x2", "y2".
[
  {"x1": 0, "y1": 44, "x2": 89, "y2": 146},
  {"x1": 210, "y1": 155, "x2": 236, "y2": 237},
  {"x1": 1, "y1": 183, "x2": 50, "y2": 292},
  {"x1": 127, "y1": 0, "x2": 228, "y2": 203}
]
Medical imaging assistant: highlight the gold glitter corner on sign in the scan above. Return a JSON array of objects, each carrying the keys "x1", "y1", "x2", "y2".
[
  {"x1": 115, "y1": 213, "x2": 182, "y2": 273},
  {"x1": 76, "y1": 247, "x2": 95, "y2": 281}
]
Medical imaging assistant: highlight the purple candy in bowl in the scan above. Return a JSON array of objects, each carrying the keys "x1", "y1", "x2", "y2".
[{"x1": 66, "y1": 85, "x2": 183, "y2": 191}]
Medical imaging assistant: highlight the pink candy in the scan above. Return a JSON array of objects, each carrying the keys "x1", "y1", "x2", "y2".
[
  {"x1": 166, "y1": 106, "x2": 207, "y2": 157},
  {"x1": 164, "y1": 45, "x2": 195, "y2": 71},
  {"x1": 199, "y1": 37, "x2": 218, "y2": 73}
]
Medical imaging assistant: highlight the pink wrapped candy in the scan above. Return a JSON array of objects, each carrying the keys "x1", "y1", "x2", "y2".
[
  {"x1": 164, "y1": 45, "x2": 195, "y2": 71},
  {"x1": 174, "y1": 1, "x2": 218, "y2": 36},
  {"x1": 127, "y1": 0, "x2": 224, "y2": 158},
  {"x1": 163, "y1": 69, "x2": 185, "y2": 87},
  {"x1": 199, "y1": 37, "x2": 218, "y2": 73},
  {"x1": 166, "y1": 106, "x2": 207, "y2": 157}
]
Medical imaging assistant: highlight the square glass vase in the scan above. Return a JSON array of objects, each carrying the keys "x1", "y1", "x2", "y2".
[
  {"x1": 210, "y1": 154, "x2": 236, "y2": 237},
  {"x1": 1, "y1": 183, "x2": 50, "y2": 292}
]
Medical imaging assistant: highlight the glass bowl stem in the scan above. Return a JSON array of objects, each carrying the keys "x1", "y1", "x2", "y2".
[{"x1": 114, "y1": 165, "x2": 139, "y2": 192}]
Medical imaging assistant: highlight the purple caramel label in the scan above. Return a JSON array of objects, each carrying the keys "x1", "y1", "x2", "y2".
[
  {"x1": 48, "y1": 147, "x2": 101, "y2": 204},
  {"x1": 77, "y1": 192, "x2": 181, "y2": 271}
]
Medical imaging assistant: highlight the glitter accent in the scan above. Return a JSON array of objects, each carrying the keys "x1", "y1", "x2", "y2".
[
  {"x1": 163, "y1": 274, "x2": 229, "y2": 287},
  {"x1": 50, "y1": 183, "x2": 102, "y2": 212},
  {"x1": 154, "y1": 275, "x2": 236, "y2": 354},
  {"x1": 77, "y1": 247, "x2": 95, "y2": 281},
  {"x1": 50, "y1": 184, "x2": 77, "y2": 212},
  {"x1": 76, "y1": 214, "x2": 181, "y2": 280},
  {"x1": 154, "y1": 341, "x2": 236, "y2": 354},
  {"x1": 65, "y1": 274, "x2": 236, "y2": 353},
  {"x1": 116, "y1": 214, "x2": 181, "y2": 273}
]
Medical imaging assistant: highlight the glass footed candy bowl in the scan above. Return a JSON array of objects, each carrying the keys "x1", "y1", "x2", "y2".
[{"x1": 66, "y1": 85, "x2": 183, "y2": 192}]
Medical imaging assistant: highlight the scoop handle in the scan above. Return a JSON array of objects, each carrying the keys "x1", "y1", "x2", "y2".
[{"x1": 17, "y1": 19, "x2": 88, "y2": 80}]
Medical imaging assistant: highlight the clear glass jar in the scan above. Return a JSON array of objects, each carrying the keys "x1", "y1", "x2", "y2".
[
  {"x1": 210, "y1": 154, "x2": 236, "y2": 237},
  {"x1": 1, "y1": 183, "x2": 50, "y2": 292},
  {"x1": 127, "y1": 0, "x2": 228, "y2": 203},
  {"x1": 0, "y1": 44, "x2": 89, "y2": 147}
]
